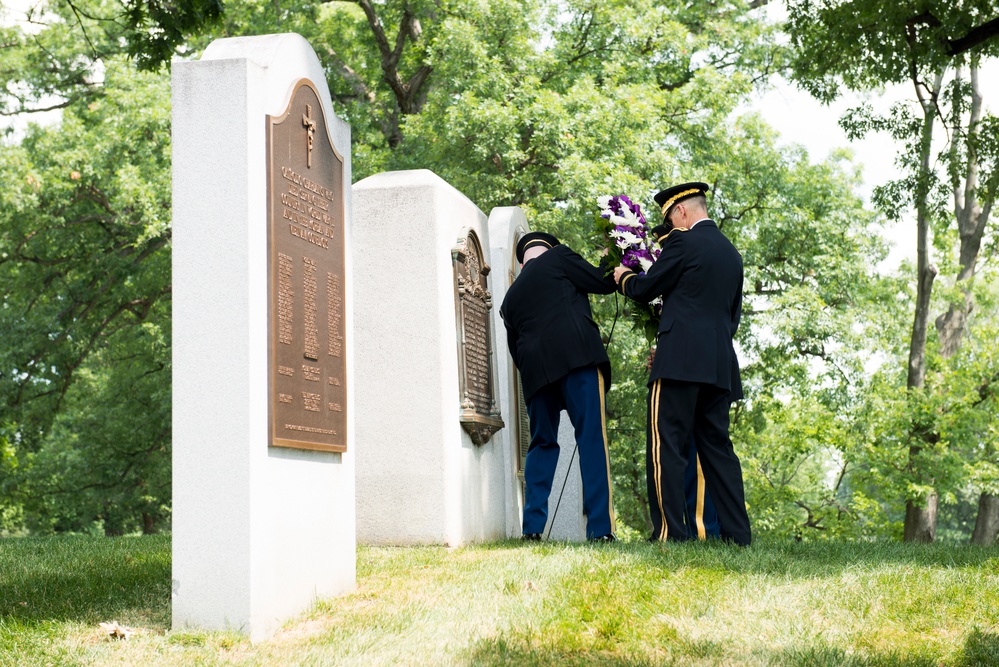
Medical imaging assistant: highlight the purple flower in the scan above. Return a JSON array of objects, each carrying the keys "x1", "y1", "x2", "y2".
[
  {"x1": 597, "y1": 192, "x2": 663, "y2": 341},
  {"x1": 618, "y1": 194, "x2": 648, "y2": 226},
  {"x1": 621, "y1": 248, "x2": 643, "y2": 271}
]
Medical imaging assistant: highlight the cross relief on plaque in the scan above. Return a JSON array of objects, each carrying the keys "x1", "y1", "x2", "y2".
[
  {"x1": 302, "y1": 104, "x2": 316, "y2": 168},
  {"x1": 452, "y1": 230, "x2": 504, "y2": 445}
]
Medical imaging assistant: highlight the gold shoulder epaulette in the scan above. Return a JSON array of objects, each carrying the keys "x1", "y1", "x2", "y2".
[{"x1": 656, "y1": 228, "x2": 688, "y2": 243}]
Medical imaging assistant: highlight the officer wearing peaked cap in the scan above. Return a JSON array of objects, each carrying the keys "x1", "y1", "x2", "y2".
[
  {"x1": 614, "y1": 182, "x2": 751, "y2": 546},
  {"x1": 648, "y1": 223, "x2": 721, "y2": 541},
  {"x1": 501, "y1": 231, "x2": 619, "y2": 541}
]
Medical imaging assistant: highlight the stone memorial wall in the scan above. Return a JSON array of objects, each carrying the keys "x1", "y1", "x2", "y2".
[{"x1": 352, "y1": 170, "x2": 512, "y2": 546}]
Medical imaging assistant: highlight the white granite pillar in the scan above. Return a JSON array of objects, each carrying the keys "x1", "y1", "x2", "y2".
[
  {"x1": 352, "y1": 170, "x2": 510, "y2": 545},
  {"x1": 171, "y1": 33, "x2": 356, "y2": 642}
]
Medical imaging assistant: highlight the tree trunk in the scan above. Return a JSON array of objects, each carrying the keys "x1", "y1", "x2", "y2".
[
  {"x1": 904, "y1": 73, "x2": 942, "y2": 391},
  {"x1": 971, "y1": 493, "x2": 999, "y2": 545},
  {"x1": 936, "y1": 64, "x2": 992, "y2": 356},
  {"x1": 142, "y1": 512, "x2": 157, "y2": 535},
  {"x1": 351, "y1": 0, "x2": 433, "y2": 148},
  {"x1": 902, "y1": 69, "x2": 944, "y2": 542},
  {"x1": 933, "y1": 64, "x2": 997, "y2": 539},
  {"x1": 904, "y1": 494, "x2": 938, "y2": 542}
]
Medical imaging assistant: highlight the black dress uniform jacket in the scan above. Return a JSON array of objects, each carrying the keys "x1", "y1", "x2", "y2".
[
  {"x1": 619, "y1": 221, "x2": 743, "y2": 399},
  {"x1": 501, "y1": 245, "x2": 617, "y2": 401}
]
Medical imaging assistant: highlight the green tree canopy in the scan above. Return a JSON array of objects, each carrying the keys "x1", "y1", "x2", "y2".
[
  {"x1": 783, "y1": 0, "x2": 999, "y2": 542},
  {"x1": 0, "y1": 60, "x2": 172, "y2": 533},
  {"x1": 6, "y1": 0, "x2": 990, "y2": 541}
]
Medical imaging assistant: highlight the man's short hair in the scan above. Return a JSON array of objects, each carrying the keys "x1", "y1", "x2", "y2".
[{"x1": 687, "y1": 194, "x2": 708, "y2": 211}]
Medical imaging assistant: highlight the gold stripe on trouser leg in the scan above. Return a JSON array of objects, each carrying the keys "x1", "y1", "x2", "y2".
[
  {"x1": 695, "y1": 454, "x2": 706, "y2": 540},
  {"x1": 597, "y1": 371, "x2": 615, "y2": 532},
  {"x1": 651, "y1": 380, "x2": 666, "y2": 541}
]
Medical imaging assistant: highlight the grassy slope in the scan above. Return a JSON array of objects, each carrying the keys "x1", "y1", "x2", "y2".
[{"x1": 2, "y1": 535, "x2": 999, "y2": 666}]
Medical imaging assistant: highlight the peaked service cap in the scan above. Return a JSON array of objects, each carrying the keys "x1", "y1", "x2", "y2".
[
  {"x1": 653, "y1": 181, "x2": 709, "y2": 222},
  {"x1": 516, "y1": 231, "x2": 560, "y2": 263}
]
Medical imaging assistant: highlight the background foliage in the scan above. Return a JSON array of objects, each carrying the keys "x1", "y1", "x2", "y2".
[{"x1": 1, "y1": 0, "x2": 997, "y2": 541}]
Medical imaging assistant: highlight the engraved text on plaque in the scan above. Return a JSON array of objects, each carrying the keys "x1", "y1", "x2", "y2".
[{"x1": 267, "y1": 79, "x2": 347, "y2": 452}]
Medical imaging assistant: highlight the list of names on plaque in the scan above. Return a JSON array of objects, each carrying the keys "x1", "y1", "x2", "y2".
[
  {"x1": 303, "y1": 256, "x2": 320, "y2": 361},
  {"x1": 327, "y1": 272, "x2": 342, "y2": 358},
  {"x1": 267, "y1": 79, "x2": 347, "y2": 453},
  {"x1": 278, "y1": 253, "x2": 294, "y2": 345},
  {"x1": 461, "y1": 295, "x2": 492, "y2": 412}
]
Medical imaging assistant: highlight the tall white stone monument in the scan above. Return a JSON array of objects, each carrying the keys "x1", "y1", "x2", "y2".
[
  {"x1": 352, "y1": 170, "x2": 514, "y2": 545},
  {"x1": 172, "y1": 33, "x2": 355, "y2": 641}
]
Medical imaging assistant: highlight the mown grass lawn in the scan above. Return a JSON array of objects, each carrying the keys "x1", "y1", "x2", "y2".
[{"x1": 2, "y1": 535, "x2": 999, "y2": 666}]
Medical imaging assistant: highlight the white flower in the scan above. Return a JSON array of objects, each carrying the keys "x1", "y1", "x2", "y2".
[
  {"x1": 638, "y1": 256, "x2": 654, "y2": 272},
  {"x1": 609, "y1": 229, "x2": 643, "y2": 246},
  {"x1": 596, "y1": 195, "x2": 612, "y2": 210},
  {"x1": 621, "y1": 207, "x2": 639, "y2": 224}
]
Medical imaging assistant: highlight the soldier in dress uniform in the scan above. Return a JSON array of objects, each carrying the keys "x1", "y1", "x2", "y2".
[
  {"x1": 648, "y1": 222, "x2": 722, "y2": 541},
  {"x1": 501, "y1": 231, "x2": 618, "y2": 542},
  {"x1": 614, "y1": 184, "x2": 751, "y2": 545}
]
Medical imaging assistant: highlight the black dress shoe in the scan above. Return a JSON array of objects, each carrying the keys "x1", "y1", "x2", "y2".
[
  {"x1": 589, "y1": 534, "x2": 616, "y2": 543},
  {"x1": 521, "y1": 533, "x2": 542, "y2": 541}
]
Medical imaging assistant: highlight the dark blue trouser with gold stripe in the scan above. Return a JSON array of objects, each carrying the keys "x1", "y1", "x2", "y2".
[
  {"x1": 647, "y1": 378, "x2": 751, "y2": 545},
  {"x1": 523, "y1": 365, "x2": 615, "y2": 539},
  {"x1": 685, "y1": 435, "x2": 720, "y2": 539}
]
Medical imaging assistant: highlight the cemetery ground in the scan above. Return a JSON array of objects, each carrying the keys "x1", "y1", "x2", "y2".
[{"x1": 2, "y1": 536, "x2": 999, "y2": 666}]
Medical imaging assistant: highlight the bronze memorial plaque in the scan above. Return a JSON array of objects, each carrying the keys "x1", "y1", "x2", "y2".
[
  {"x1": 267, "y1": 79, "x2": 347, "y2": 452},
  {"x1": 452, "y1": 231, "x2": 504, "y2": 445}
]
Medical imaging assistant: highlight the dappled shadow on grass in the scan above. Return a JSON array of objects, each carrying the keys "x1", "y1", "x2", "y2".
[
  {"x1": 772, "y1": 632, "x2": 999, "y2": 667},
  {"x1": 471, "y1": 535, "x2": 999, "y2": 582},
  {"x1": 465, "y1": 632, "x2": 964, "y2": 667},
  {"x1": 770, "y1": 644, "x2": 938, "y2": 667},
  {"x1": 956, "y1": 628, "x2": 999, "y2": 667},
  {"x1": 578, "y1": 535, "x2": 999, "y2": 580},
  {"x1": 0, "y1": 534, "x2": 171, "y2": 628},
  {"x1": 460, "y1": 537, "x2": 999, "y2": 667},
  {"x1": 464, "y1": 633, "x2": 695, "y2": 667}
]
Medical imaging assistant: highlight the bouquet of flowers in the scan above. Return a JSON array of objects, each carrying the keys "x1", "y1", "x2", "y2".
[{"x1": 595, "y1": 194, "x2": 664, "y2": 342}]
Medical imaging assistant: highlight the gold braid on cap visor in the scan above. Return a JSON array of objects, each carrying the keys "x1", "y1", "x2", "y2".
[
  {"x1": 524, "y1": 239, "x2": 553, "y2": 250},
  {"x1": 660, "y1": 188, "x2": 702, "y2": 217}
]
